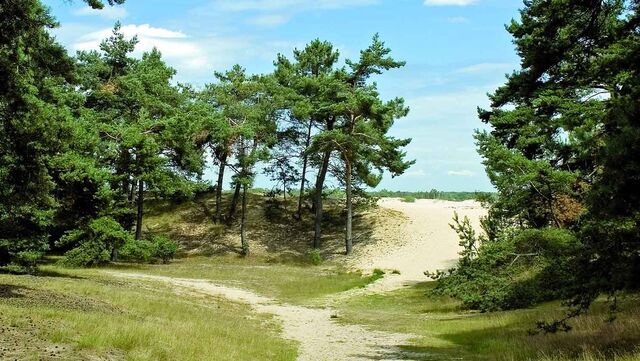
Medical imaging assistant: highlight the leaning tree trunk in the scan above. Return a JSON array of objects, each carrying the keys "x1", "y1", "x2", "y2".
[
  {"x1": 313, "y1": 150, "x2": 331, "y2": 249},
  {"x1": 296, "y1": 119, "x2": 314, "y2": 219},
  {"x1": 344, "y1": 158, "x2": 353, "y2": 255},
  {"x1": 226, "y1": 181, "x2": 242, "y2": 224},
  {"x1": 135, "y1": 179, "x2": 144, "y2": 240},
  {"x1": 240, "y1": 183, "x2": 249, "y2": 256},
  {"x1": 214, "y1": 152, "x2": 228, "y2": 223}
]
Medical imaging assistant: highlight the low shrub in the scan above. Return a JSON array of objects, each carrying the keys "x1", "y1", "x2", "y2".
[
  {"x1": 150, "y1": 235, "x2": 178, "y2": 263},
  {"x1": 119, "y1": 235, "x2": 178, "y2": 264},
  {"x1": 0, "y1": 237, "x2": 49, "y2": 274},
  {"x1": 372, "y1": 268, "x2": 385, "y2": 280},
  {"x1": 307, "y1": 249, "x2": 323, "y2": 265},
  {"x1": 61, "y1": 217, "x2": 132, "y2": 267},
  {"x1": 61, "y1": 240, "x2": 111, "y2": 267},
  {"x1": 429, "y1": 213, "x2": 579, "y2": 312},
  {"x1": 119, "y1": 239, "x2": 154, "y2": 262},
  {"x1": 401, "y1": 196, "x2": 416, "y2": 203}
]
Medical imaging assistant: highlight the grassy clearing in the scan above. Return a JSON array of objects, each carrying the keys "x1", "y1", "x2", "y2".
[
  {"x1": 334, "y1": 282, "x2": 640, "y2": 361},
  {"x1": 83, "y1": 255, "x2": 383, "y2": 305},
  {"x1": 0, "y1": 269, "x2": 297, "y2": 361}
]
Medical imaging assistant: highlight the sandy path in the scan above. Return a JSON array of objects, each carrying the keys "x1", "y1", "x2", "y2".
[
  {"x1": 112, "y1": 272, "x2": 414, "y2": 361},
  {"x1": 351, "y1": 198, "x2": 486, "y2": 292}
]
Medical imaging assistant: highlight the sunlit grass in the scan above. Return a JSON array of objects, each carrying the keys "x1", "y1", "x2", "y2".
[
  {"x1": 65, "y1": 255, "x2": 384, "y2": 305},
  {"x1": 0, "y1": 271, "x2": 297, "y2": 361},
  {"x1": 334, "y1": 282, "x2": 640, "y2": 361}
]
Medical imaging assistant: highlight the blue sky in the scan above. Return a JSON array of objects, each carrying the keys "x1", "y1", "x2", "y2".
[{"x1": 43, "y1": 0, "x2": 523, "y2": 191}]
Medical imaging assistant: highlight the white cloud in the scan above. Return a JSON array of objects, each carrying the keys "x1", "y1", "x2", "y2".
[
  {"x1": 402, "y1": 86, "x2": 496, "y2": 128},
  {"x1": 447, "y1": 16, "x2": 469, "y2": 23},
  {"x1": 424, "y1": 0, "x2": 477, "y2": 6},
  {"x1": 74, "y1": 25, "x2": 208, "y2": 69},
  {"x1": 247, "y1": 14, "x2": 289, "y2": 26},
  {"x1": 73, "y1": 24, "x2": 224, "y2": 75},
  {"x1": 456, "y1": 62, "x2": 514, "y2": 74},
  {"x1": 448, "y1": 170, "x2": 475, "y2": 177},
  {"x1": 79, "y1": 24, "x2": 187, "y2": 42},
  {"x1": 73, "y1": 6, "x2": 128, "y2": 19},
  {"x1": 68, "y1": 23, "x2": 295, "y2": 85}
]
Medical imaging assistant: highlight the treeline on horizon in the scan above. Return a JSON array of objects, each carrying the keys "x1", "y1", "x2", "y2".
[
  {"x1": 367, "y1": 189, "x2": 493, "y2": 202},
  {"x1": 250, "y1": 187, "x2": 491, "y2": 202}
]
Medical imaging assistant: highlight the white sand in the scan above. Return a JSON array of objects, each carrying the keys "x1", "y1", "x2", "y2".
[{"x1": 350, "y1": 198, "x2": 486, "y2": 292}]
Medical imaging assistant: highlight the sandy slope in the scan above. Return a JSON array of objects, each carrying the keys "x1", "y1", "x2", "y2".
[
  {"x1": 350, "y1": 198, "x2": 486, "y2": 292},
  {"x1": 113, "y1": 272, "x2": 413, "y2": 361}
]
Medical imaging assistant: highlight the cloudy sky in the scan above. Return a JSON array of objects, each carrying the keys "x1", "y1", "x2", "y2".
[{"x1": 43, "y1": 0, "x2": 523, "y2": 191}]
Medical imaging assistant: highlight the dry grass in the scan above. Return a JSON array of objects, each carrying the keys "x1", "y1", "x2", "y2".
[{"x1": 143, "y1": 191, "x2": 386, "y2": 261}]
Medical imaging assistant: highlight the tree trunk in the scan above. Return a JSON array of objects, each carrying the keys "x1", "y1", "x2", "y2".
[
  {"x1": 240, "y1": 184, "x2": 249, "y2": 256},
  {"x1": 226, "y1": 181, "x2": 242, "y2": 223},
  {"x1": 313, "y1": 150, "x2": 331, "y2": 248},
  {"x1": 283, "y1": 181, "x2": 287, "y2": 202},
  {"x1": 122, "y1": 175, "x2": 135, "y2": 202},
  {"x1": 128, "y1": 177, "x2": 136, "y2": 204},
  {"x1": 345, "y1": 158, "x2": 353, "y2": 255},
  {"x1": 135, "y1": 179, "x2": 144, "y2": 240},
  {"x1": 296, "y1": 119, "x2": 314, "y2": 219},
  {"x1": 214, "y1": 152, "x2": 228, "y2": 223}
]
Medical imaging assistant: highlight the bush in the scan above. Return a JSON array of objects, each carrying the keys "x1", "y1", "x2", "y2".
[
  {"x1": 150, "y1": 235, "x2": 178, "y2": 264},
  {"x1": 0, "y1": 237, "x2": 49, "y2": 274},
  {"x1": 307, "y1": 249, "x2": 323, "y2": 265},
  {"x1": 401, "y1": 196, "x2": 416, "y2": 203},
  {"x1": 119, "y1": 235, "x2": 178, "y2": 264},
  {"x1": 61, "y1": 217, "x2": 132, "y2": 267},
  {"x1": 429, "y1": 217, "x2": 579, "y2": 312},
  {"x1": 372, "y1": 268, "x2": 385, "y2": 280},
  {"x1": 61, "y1": 240, "x2": 111, "y2": 267},
  {"x1": 119, "y1": 239, "x2": 154, "y2": 262}
]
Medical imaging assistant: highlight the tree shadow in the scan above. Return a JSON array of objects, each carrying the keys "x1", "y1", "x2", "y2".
[
  {"x1": 0, "y1": 284, "x2": 30, "y2": 299},
  {"x1": 34, "y1": 269, "x2": 86, "y2": 280},
  {"x1": 350, "y1": 344, "x2": 455, "y2": 361}
]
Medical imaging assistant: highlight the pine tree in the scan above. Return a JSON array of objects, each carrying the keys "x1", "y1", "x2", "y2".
[
  {"x1": 309, "y1": 35, "x2": 414, "y2": 254},
  {"x1": 474, "y1": 0, "x2": 640, "y2": 319},
  {"x1": 274, "y1": 40, "x2": 341, "y2": 225},
  {"x1": 0, "y1": 0, "x2": 76, "y2": 270}
]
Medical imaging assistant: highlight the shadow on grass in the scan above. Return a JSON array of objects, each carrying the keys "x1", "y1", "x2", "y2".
[
  {"x1": 35, "y1": 269, "x2": 86, "y2": 280},
  {"x1": 0, "y1": 284, "x2": 30, "y2": 299},
  {"x1": 397, "y1": 311, "x2": 640, "y2": 361},
  {"x1": 351, "y1": 345, "x2": 456, "y2": 361}
]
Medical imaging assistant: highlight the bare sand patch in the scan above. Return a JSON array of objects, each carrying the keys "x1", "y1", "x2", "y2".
[{"x1": 349, "y1": 198, "x2": 486, "y2": 292}]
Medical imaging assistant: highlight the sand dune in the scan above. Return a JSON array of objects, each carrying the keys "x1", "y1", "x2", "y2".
[{"x1": 351, "y1": 198, "x2": 486, "y2": 291}]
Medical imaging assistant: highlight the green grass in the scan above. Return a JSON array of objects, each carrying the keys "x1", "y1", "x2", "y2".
[
  {"x1": 400, "y1": 195, "x2": 416, "y2": 203},
  {"x1": 0, "y1": 269, "x2": 297, "y2": 361},
  {"x1": 334, "y1": 282, "x2": 640, "y2": 361},
  {"x1": 86, "y1": 255, "x2": 384, "y2": 305},
  {"x1": 3, "y1": 260, "x2": 640, "y2": 361}
]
